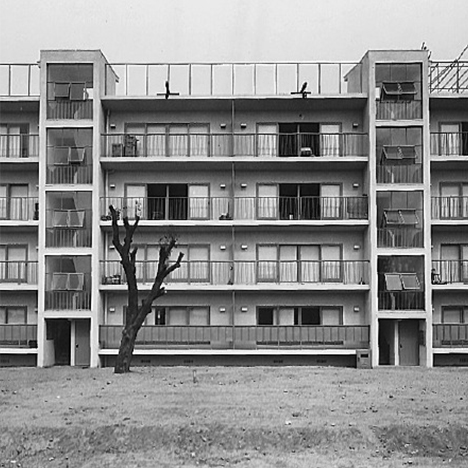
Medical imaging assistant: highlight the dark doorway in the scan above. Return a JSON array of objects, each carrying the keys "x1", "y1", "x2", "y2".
[
  {"x1": 47, "y1": 319, "x2": 71, "y2": 365},
  {"x1": 378, "y1": 319, "x2": 393, "y2": 365},
  {"x1": 279, "y1": 123, "x2": 319, "y2": 157},
  {"x1": 399, "y1": 320, "x2": 419, "y2": 366},
  {"x1": 279, "y1": 183, "x2": 320, "y2": 219}
]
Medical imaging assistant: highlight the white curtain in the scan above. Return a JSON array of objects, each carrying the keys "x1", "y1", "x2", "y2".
[
  {"x1": 320, "y1": 124, "x2": 341, "y2": 156},
  {"x1": 257, "y1": 124, "x2": 277, "y2": 157},
  {"x1": 257, "y1": 185, "x2": 278, "y2": 219},
  {"x1": 440, "y1": 124, "x2": 460, "y2": 156}
]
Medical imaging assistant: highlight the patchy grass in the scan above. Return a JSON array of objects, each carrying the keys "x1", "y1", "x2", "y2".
[{"x1": 0, "y1": 366, "x2": 467, "y2": 467}]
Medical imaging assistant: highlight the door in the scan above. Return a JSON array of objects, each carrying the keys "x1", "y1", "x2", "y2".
[
  {"x1": 257, "y1": 245, "x2": 277, "y2": 282},
  {"x1": 189, "y1": 185, "x2": 209, "y2": 219},
  {"x1": 399, "y1": 320, "x2": 419, "y2": 366},
  {"x1": 189, "y1": 125, "x2": 209, "y2": 157},
  {"x1": 257, "y1": 184, "x2": 278, "y2": 219},
  {"x1": 125, "y1": 184, "x2": 146, "y2": 220},
  {"x1": 5, "y1": 245, "x2": 27, "y2": 282},
  {"x1": 440, "y1": 184, "x2": 460, "y2": 218},
  {"x1": 440, "y1": 123, "x2": 460, "y2": 155},
  {"x1": 125, "y1": 124, "x2": 145, "y2": 156},
  {"x1": 9, "y1": 185, "x2": 29, "y2": 220},
  {"x1": 75, "y1": 319, "x2": 90, "y2": 367},
  {"x1": 146, "y1": 124, "x2": 166, "y2": 157},
  {"x1": 300, "y1": 245, "x2": 320, "y2": 282},
  {"x1": 441, "y1": 245, "x2": 460, "y2": 282},
  {"x1": 169, "y1": 125, "x2": 188, "y2": 157},
  {"x1": 279, "y1": 245, "x2": 297, "y2": 282},
  {"x1": 189, "y1": 245, "x2": 210, "y2": 282},
  {"x1": 320, "y1": 124, "x2": 341, "y2": 156},
  {"x1": 321, "y1": 184, "x2": 341, "y2": 219},
  {"x1": 257, "y1": 124, "x2": 277, "y2": 157},
  {"x1": 321, "y1": 245, "x2": 342, "y2": 281}
]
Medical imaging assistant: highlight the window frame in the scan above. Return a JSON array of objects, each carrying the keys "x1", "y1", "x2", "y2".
[{"x1": 0, "y1": 305, "x2": 27, "y2": 324}]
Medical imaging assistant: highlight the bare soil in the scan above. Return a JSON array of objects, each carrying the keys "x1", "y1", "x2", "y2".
[{"x1": 0, "y1": 366, "x2": 467, "y2": 467}]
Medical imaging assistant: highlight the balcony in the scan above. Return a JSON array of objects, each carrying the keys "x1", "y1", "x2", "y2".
[
  {"x1": 101, "y1": 132, "x2": 368, "y2": 159},
  {"x1": 0, "y1": 325, "x2": 37, "y2": 348},
  {"x1": 377, "y1": 228, "x2": 423, "y2": 248},
  {"x1": 431, "y1": 197, "x2": 468, "y2": 220},
  {"x1": 430, "y1": 132, "x2": 468, "y2": 157},
  {"x1": 105, "y1": 62, "x2": 362, "y2": 97},
  {"x1": 377, "y1": 163, "x2": 422, "y2": 184},
  {"x1": 99, "y1": 325, "x2": 369, "y2": 350},
  {"x1": 101, "y1": 196, "x2": 368, "y2": 222},
  {"x1": 0, "y1": 261, "x2": 38, "y2": 285},
  {"x1": 0, "y1": 134, "x2": 39, "y2": 159},
  {"x1": 378, "y1": 291, "x2": 424, "y2": 311},
  {"x1": 46, "y1": 209, "x2": 92, "y2": 248},
  {"x1": 431, "y1": 260, "x2": 468, "y2": 285},
  {"x1": 0, "y1": 64, "x2": 40, "y2": 97},
  {"x1": 429, "y1": 61, "x2": 468, "y2": 94},
  {"x1": 0, "y1": 197, "x2": 39, "y2": 221},
  {"x1": 45, "y1": 272, "x2": 91, "y2": 310},
  {"x1": 101, "y1": 260, "x2": 369, "y2": 287},
  {"x1": 433, "y1": 324, "x2": 468, "y2": 347}
]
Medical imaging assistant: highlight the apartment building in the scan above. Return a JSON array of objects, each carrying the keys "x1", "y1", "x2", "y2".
[{"x1": 0, "y1": 49, "x2": 467, "y2": 368}]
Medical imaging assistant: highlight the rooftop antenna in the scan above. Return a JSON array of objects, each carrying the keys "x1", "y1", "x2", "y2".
[{"x1": 291, "y1": 82, "x2": 310, "y2": 98}]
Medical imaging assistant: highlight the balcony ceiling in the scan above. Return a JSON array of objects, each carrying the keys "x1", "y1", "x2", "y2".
[{"x1": 0, "y1": 97, "x2": 40, "y2": 112}]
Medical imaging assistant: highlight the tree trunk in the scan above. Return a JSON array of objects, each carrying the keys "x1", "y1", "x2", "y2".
[{"x1": 114, "y1": 325, "x2": 138, "y2": 373}]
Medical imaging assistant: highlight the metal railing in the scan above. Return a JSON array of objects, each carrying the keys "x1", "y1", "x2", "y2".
[
  {"x1": 46, "y1": 208, "x2": 92, "y2": 247},
  {"x1": 433, "y1": 324, "x2": 468, "y2": 347},
  {"x1": 47, "y1": 100, "x2": 93, "y2": 120},
  {"x1": 45, "y1": 291, "x2": 91, "y2": 310},
  {"x1": 0, "y1": 261, "x2": 38, "y2": 284},
  {"x1": 431, "y1": 197, "x2": 468, "y2": 220},
  {"x1": 430, "y1": 132, "x2": 468, "y2": 156},
  {"x1": 431, "y1": 260, "x2": 468, "y2": 284},
  {"x1": 430, "y1": 61, "x2": 468, "y2": 94},
  {"x1": 0, "y1": 134, "x2": 39, "y2": 159},
  {"x1": 46, "y1": 164, "x2": 93, "y2": 184},
  {"x1": 0, "y1": 197, "x2": 39, "y2": 221},
  {"x1": 101, "y1": 196, "x2": 368, "y2": 221},
  {"x1": 378, "y1": 291, "x2": 425, "y2": 310},
  {"x1": 376, "y1": 101, "x2": 422, "y2": 120},
  {"x1": 46, "y1": 228, "x2": 92, "y2": 248},
  {"x1": 0, "y1": 64, "x2": 40, "y2": 96},
  {"x1": 101, "y1": 260, "x2": 369, "y2": 286},
  {"x1": 0, "y1": 325, "x2": 37, "y2": 348},
  {"x1": 101, "y1": 132, "x2": 368, "y2": 158},
  {"x1": 105, "y1": 62, "x2": 362, "y2": 96},
  {"x1": 377, "y1": 163, "x2": 422, "y2": 184},
  {"x1": 377, "y1": 228, "x2": 423, "y2": 248},
  {"x1": 99, "y1": 324, "x2": 369, "y2": 349}
]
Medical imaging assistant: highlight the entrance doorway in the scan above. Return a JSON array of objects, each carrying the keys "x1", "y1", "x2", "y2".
[
  {"x1": 399, "y1": 320, "x2": 419, "y2": 366},
  {"x1": 47, "y1": 319, "x2": 71, "y2": 365},
  {"x1": 74, "y1": 319, "x2": 91, "y2": 367}
]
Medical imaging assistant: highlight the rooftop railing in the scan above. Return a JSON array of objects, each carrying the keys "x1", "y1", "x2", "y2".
[
  {"x1": 101, "y1": 196, "x2": 368, "y2": 221},
  {"x1": 105, "y1": 62, "x2": 362, "y2": 97},
  {"x1": 0, "y1": 324, "x2": 37, "y2": 348},
  {"x1": 99, "y1": 324, "x2": 370, "y2": 349},
  {"x1": 431, "y1": 196, "x2": 468, "y2": 220},
  {"x1": 0, "y1": 134, "x2": 39, "y2": 159},
  {"x1": 0, "y1": 64, "x2": 40, "y2": 97},
  {"x1": 429, "y1": 61, "x2": 468, "y2": 94},
  {"x1": 0, "y1": 197, "x2": 39, "y2": 221},
  {"x1": 433, "y1": 324, "x2": 468, "y2": 347},
  {"x1": 101, "y1": 260, "x2": 369, "y2": 286},
  {"x1": 101, "y1": 132, "x2": 368, "y2": 158},
  {"x1": 430, "y1": 132, "x2": 468, "y2": 156},
  {"x1": 0, "y1": 261, "x2": 38, "y2": 284}
]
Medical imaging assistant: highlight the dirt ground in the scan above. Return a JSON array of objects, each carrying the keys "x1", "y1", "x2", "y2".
[{"x1": 0, "y1": 366, "x2": 467, "y2": 468}]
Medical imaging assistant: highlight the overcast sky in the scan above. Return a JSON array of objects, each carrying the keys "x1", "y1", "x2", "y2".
[{"x1": 0, "y1": 0, "x2": 467, "y2": 63}]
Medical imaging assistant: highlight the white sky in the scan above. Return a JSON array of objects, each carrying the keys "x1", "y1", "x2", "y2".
[{"x1": 0, "y1": 0, "x2": 467, "y2": 63}]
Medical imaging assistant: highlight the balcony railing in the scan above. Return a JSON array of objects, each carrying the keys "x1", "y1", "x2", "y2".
[
  {"x1": 101, "y1": 196, "x2": 368, "y2": 221},
  {"x1": 105, "y1": 62, "x2": 362, "y2": 97},
  {"x1": 46, "y1": 164, "x2": 93, "y2": 184},
  {"x1": 378, "y1": 291, "x2": 425, "y2": 310},
  {"x1": 0, "y1": 197, "x2": 39, "y2": 221},
  {"x1": 45, "y1": 291, "x2": 91, "y2": 310},
  {"x1": 433, "y1": 324, "x2": 468, "y2": 347},
  {"x1": 46, "y1": 208, "x2": 92, "y2": 247},
  {"x1": 431, "y1": 197, "x2": 468, "y2": 220},
  {"x1": 0, "y1": 134, "x2": 39, "y2": 159},
  {"x1": 430, "y1": 61, "x2": 468, "y2": 94},
  {"x1": 47, "y1": 100, "x2": 93, "y2": 120},
  {"x1": 376, "y1": 101, "x2": 422, "y2": 120},
  {"x1": 46, "y1": 228, "x2": 92, "y2": 248},
  {"x1": 377, "y1": 228, "x2": 423, "y2": 248},
  {"x1": 99, "y1": 325, "x2": 369, "y2": 349},
  {"x1": 430, "y1": 132, "x2": 468, "y2": 156},
  {"x1": 377, "y1": 163, "x2": 422, "y2": 184},
  {"x1": 0, "y1": 325, "x2": 37, "y2": 348},
  {"x1": 0, "y1": 63, "x2": 40, "y2": 96},
  {"x1": 0, "y1": 261, "x2": 38, "y2": 284},
  {"x1": 101, "y1": 260, "x2": 369, "y2": 286},
  {"x1": 101, "y1": 132, "x2": 368, "y2": 158},
  {"x1": 431, "y1": 260, "x2": 468, "y2": 284}
]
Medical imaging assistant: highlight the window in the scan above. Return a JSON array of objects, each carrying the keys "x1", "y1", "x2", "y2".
[
  {"x1": 52, "y1": 272, "x2": 84, "y2": 291},
  {"x1": 169, "y1": 245, "x2": 210, "y2": 282},
  {"x1": 48, "y1": 64, "x2": 93, "y2": 101},
  {"x1": 442, "y1": 307, "x2": 467, "y2": 324},
  {"x1": 381, "y1": 145, "x2": 416, "y2": 163},
  {"x1": 383, "y1": 209, "x2": 418, "y2": 225},
  {"x1": 52, "y1": 210, "x2": 85, "y2": 228},
  {"x1": 0, "y1": 124, "x2": 29, "y2": 158},
  {"x1": 384, "y1": 273, "x2": 420, "y2": 291},
  {"x1": 0, "y1": 306, "x2": 27, "y2": 324},
  {"x1": 381, "y1": 82, "x2": 416, "y2": 101},
  {"x1": 257, "y1": 306, "x2": 343, "y2": 326},
  {"x1": 258, "y1": 307, "x2": 275, "y2": 325},
  {"x1": 0, "y1": 245, "x2": 27, "y2": 281}
]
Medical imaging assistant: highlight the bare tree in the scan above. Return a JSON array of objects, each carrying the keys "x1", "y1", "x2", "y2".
[{"x1": 109, "y1": 205, "x2": 184, "y2": 373}]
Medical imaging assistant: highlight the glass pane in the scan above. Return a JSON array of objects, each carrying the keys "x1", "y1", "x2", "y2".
[
  {"x1": 385, "y1": 273, "x2": 402, "y2": 291},
  {"x1": 7, "y1": 307, "x2": 26, "y2": 324},
  {"x1": 400, "y1": 273, "x2": 420, "y2": 290}
]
